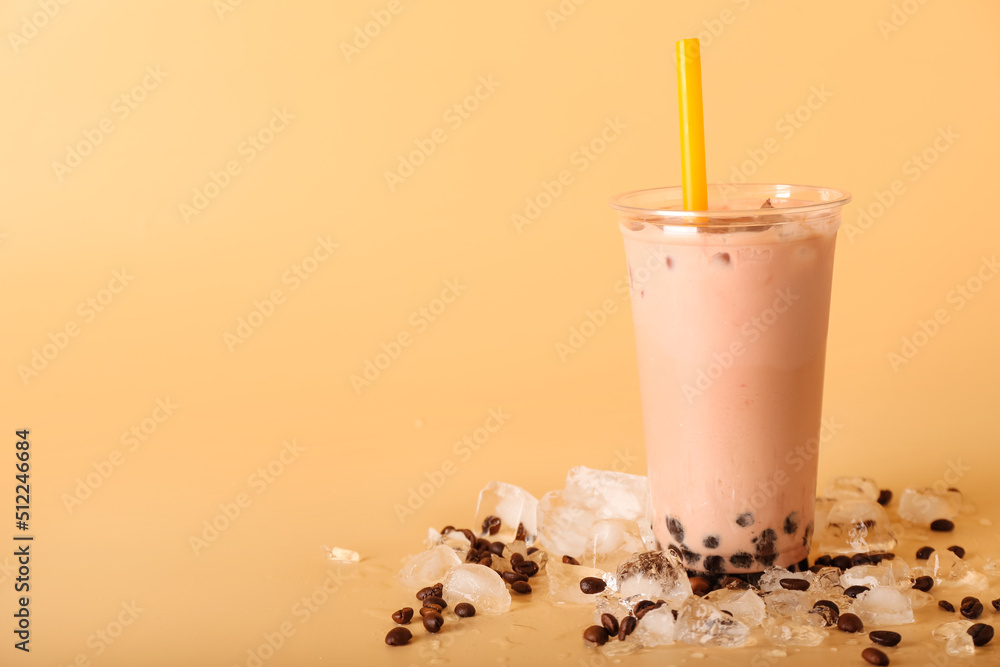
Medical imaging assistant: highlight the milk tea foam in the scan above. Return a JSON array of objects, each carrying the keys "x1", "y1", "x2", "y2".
[{"x1": 618, "y1": 192, "x2": 843, "y2": 575}]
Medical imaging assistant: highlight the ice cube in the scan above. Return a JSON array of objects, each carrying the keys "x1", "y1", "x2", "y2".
[
  {"x1": 705, "y1": 588, "x2": 767, "y2": 628},
  {"x1": 983, "y1": 558, "x2": 1000, "y2": 575},
  {"x1": 564, "y1": 466, "x2": 650, "y2": 521},
  {"x1": 441, "y1": 563, "x2": 511, "y2": 614},
  {"x1": 840, "y1": 563, "x2": 895, "y2": 589},
  {"x1": 323, "y1": 546, "x2": 360, "y2": 563},
  {"x1": 825, "y1": 476, "x2": 880, "y2": 502},
  {"x1": 763, "y1": 618, "x2": 828, "y2": 646},
  {"x1": 813, "y1": 497, "x2": 836, "y2": 540},
  {"x1": 818, "y1": 499, "x2": 897, "y2": 553},
  {"x1": 632, "y1": 604, "x2": 676, "y2": 647},
  {"x1": 946, "y1": 632, "x2": 975, "y2": 657},
  {"x1": 810, "y1": 566, "x2": 844, "y2": 592},
  {"x1": 398, "y1": 544, "x2": 462, "y2": 588},
  {"x1": 536, "y1": 490, "x2": 595, "y2": 558},
  {"x1": 616, "y1": 551, "x2": 693, "y2": 607},
  {"x1": 905, "y1": 589, "x2": 933, "y2": 610},
  {"x1": 544, "y1": 560, "x2": 611, "y2": 605},
  {"x1": 675, "y1": 596, "x2": 750, "y2": 648},
  {"x1": 897, "y1": 487, "x2": 962, "y2": 526},
  {"x1": 853, "y1": 587, "x2": 913, "y2": 626},
  {"x1": 428, "y1": 527, "x2": 472, "y2": 552},
  {"x1": 582, "y1": 519, "x2": 646, "y2": 572},
  {"x1": 758, "y1": 566, "x2": 812, "y2": 592},
  {"x1": 762, "y1": 589, "x2": 812, "y2": 618},
  {"x1": 932, "y1": 620, "x2": 974, "y2": 641},
  {"x1": 475, "y1": 481, "x2": 539, "y2": 543},
  {"x1": 925, "y1": 551, "x2": 989, "y2": 590},
  {"x1": 592, "y1": 592, "x2": 633, "y2": 624}
]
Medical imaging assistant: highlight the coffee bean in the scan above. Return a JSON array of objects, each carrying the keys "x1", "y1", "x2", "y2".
[
  {"x1": 601, "y1": 613, "x2": 619, "y2": 636},
  {"x1": 811, "y1": 600, "x2": 839, "y2": 626},
  {"x1": 961, "y1": 597, "x2": 984, "y2": 620},
  {"x1": 392, "y1": 607, "x2": 414, "y2": 624},
  {"x1": 526, "y1": 546, "x2": 539, "y2": 555},
  {"x1": 416, "y1": 586, "x2": 434, "y2": 601},
  {"x1": 852, "y1": 553, "x2": 874, "y2": 566},
  {"x1": 423, "y1": 596, "x2": 447, "y2": 610},
  {"x1": 877, "y1": 489, "x2": 893, "y2": 506},
  {"x1": 992, "y1": 598, "x2": 1000, "y2": 612},
  {"x1": 515, "y1": 522, "x2": 527, "y2": 542},
  {"x1": 845, "y1": 585, "x2": 870, "y2": 599},
  {"x1": 516, "y1": 561, "x2": 539, "y2": 577},
  {"x1": 915, "y1": 546, "x2": 934, "y2": 560},
  {"x1": 869, "y1": 630, "x2": 902, "y2": 647},
  {"x1": 634, "y1": 600, "x2": 656, "y2": 619},
  {"x1": 779, "y1": 578, "x2": 810, "y2": 591},
  {"x1": 478, "y1": 555, "x2": 493, "y2": 567},
  {"x1": 967, "y1": 623, "x2": 994, "y2": 647},
  {"x1": 431, "y1": 584, "x2": 443, "y2": 596},
  {"x1": 947, "y1": 545, "x2": 966, "y2": 559},
  {"x1": 813, "y1": 555, "x2": 833, "y2": 567},
  {"x1": 509, "y1": 552, "x2": 524, "y2": 567},
  {"x1": 385, "y1": 627, "x2": 412, "y2": 646},
  {"x1": 441, "y1": 525, "x2": 455, "y2": 534},
  {"x1": 502, "y1": 571, "x2": 528, "y2": 584},
  {"x1": 489, "y1": 541, "x2": 506, "y2": 556},
  {"x1": 562, "y1": 555, "x2": 580, "y2": 565},
  {"x1": 831, "y1": 555, "x2": 853, "y2": 570},
  {"x1": 938, "y1": 600, "x2": 955, "y2": 612},
  {"x1": 422, "y1": 602, "x2": 443, "y2": 613},
  {"x1": 460, "y1": 528, "x2": 476, "y2": 545},
  {"x1": 868, "y1": 551, "x2": 895, "y2": 563},
  {"x1": 837, "y1": 613, "x2": 864, "y2": 633},
  {"x1": 689, "y1": 576, "x2": 710, "y2": 596},
  {"x1": 511, "y1": 580, "x2": 532, "y2": 594},
  {"x1": 580, "y1": 577, "x2": 606, "y2": 594},
  {"x1": 423, "y1": 612, "x2": 444, "y2": 633},
  {"x1": 618, "y1": 615, "x2": 637, "y2": 641},
  {"x1": 419, "y1": 607, "x2": 441, "y2": 618},
  {"x1": 482, "y1": 515, "x2": 501, "y2": 536},
  {"x1": 583, "y1": 625, "x2": 609, "y2": 645},
  {"x1": 930, "y1": 519, "x2": 955, "y2": 532},
  {"x1": 455, "y1": 602, "x2": 476, "y2": 618},
  {"x1": 474, "y1": 538, "x2": 491, "y2": 551},
  {"x1": 861, "y1": 647, "x2": 890, "y2": 666},
  {"x1": 912, "y1": 576, "x2": 934, "y2": 592}
]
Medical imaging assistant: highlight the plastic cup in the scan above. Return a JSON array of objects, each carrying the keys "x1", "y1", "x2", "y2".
[{"x1": 611, "y1": 183, "x2": 851, "y2": 577}]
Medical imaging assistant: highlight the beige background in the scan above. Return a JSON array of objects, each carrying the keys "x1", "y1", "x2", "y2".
[{"x1": 1, "y1": 1, "x2": 999, "y2": 665}]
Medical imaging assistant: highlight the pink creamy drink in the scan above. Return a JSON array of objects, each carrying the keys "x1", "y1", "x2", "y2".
[{"x1": 612, "y1": 184, "x2": 851, "y2": 576}]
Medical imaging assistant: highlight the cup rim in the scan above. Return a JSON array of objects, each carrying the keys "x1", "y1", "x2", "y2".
[{"x1": 609, "y1": 183, "x2": 852, "y2": 219}]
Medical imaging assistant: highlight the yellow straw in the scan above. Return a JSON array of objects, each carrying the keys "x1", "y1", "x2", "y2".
[{"x1": 676, "y1": 38, "x2": 708, "y2": 212}]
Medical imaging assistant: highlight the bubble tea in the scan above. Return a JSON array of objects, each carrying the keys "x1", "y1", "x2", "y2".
[{"x1": 612, "y1": 184, "x2": 850, "y2": 577}]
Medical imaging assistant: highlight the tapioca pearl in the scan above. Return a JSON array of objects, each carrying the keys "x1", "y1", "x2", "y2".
[
  {"x1": 702, "y1": 535, "x2": 720, "y2": 549},
  {"x1": 736, "y1": 513, "x2": 755, "y2": 528},
  {"x1": 712, "y1": 252, "x2": 731, "y2": 265},
  {"x1": 681, "y1": 547, "x2": 702, "y2": 567},
  {"x1": 704, "y1": 555, "x2": 725, "y2": 574},
  {"x1": 754, "y1": 528, "x2": 778, "y2": 566},
  {"x1": 783, "y1": 512, "x2": 799, "y2": 535},
  {"x1": 801, "y1": 522, "x2": 813, "y2": 548},
  {"x1": 666, "y1": 516, "x2": 685, "y2": 543},
  {"x1": 666, "y1": 256, "x2": 673, "y2": 269},
  {"x1": 729, "y1": 552, "x2": 754, "y2": 569}
]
